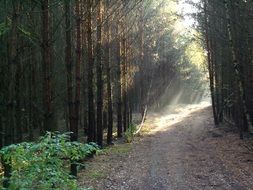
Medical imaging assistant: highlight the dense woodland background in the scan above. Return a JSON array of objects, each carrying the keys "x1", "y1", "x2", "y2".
[
  {"x1": 0, "y1": 0, "x2": 208, "y2": 149},
  {"x1": 200, "y1": 0, "x2": 253, "y2": 138},
  {"x1": 0, "y1": 0, "x2": 253, "y2": 187}
]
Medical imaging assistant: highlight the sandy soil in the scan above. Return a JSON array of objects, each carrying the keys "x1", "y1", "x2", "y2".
[{"x1": 79, "y1": 103, "x2": 253, "y2": 190}]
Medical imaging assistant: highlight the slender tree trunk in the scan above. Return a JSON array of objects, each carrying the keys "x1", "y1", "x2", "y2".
[
  {"x1": 122, "y1": 37, "x2": 127, "y2": 132},
  {"x1": 87, "y1": 0, "x2": 95, "y2": 142},
  {"x1": 105, "y1": 0, "x2": 113, "y2": 145},
  {"x1": 139, "y1": 8, "x2": 145, "y2": 116},
  {"x1": 41, "y1": 0, "x2": 55, "y2": 132},
  {"x1": 64, "y1": 0, "x2": 73, "y2": 139},
  {"x1": 6, "y1": 0, "x2": 20, "y2": 146},
  {"x1": 126, "y1": 39, "x2": 130, "y2": 129},
  {"x1": 31, "y1": 46, "x2": 38, "y2": 132},
  {"x1": 65, "y1": 0, "x2": 74, "y2": 139},
  {"x1": 116, "y1": 24, "x2": 122, "y2": 138},
  {"x1": 15, "y1": 54, "x2": 22, "y2": 143},
  {"x1": 67, "y1": 0, "x2": 82, "y2": 177},
  {"x1": 82, "y1": 0, "x2": 88, "y2": 136},
  {"x1": 204, "y1": 0, "x2": 218, "y2": 126},
  {"x1": 74, "y1": 0, "x2": 81, "y2": 142},
  {"x1": 103, "y1": 110, "x2": 107, "y2": 136},
  {"x1": 96, "y1": 0, "x2": 103, "y2": 146},
  {"x1": 28, "y1": 47, "x2": 34, "y2": 141}
]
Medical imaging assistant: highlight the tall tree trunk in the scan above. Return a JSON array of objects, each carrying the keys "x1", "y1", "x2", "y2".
[
  {"x1": 122, "y1": 36, "x2": 127, "y2": 132},
  {"x1": 116, "y1": 24, "x2": 122, "y2": 138},
  {"x1": 28, "y1": 47, "x2": 34, "y2": 141},
  {"x1": 2, "y1": 1, "x2": 20, "y2": 187},
  {"x1": 41, "y1": 0, "x2": 55, "y2": 132},
  {"x1": 74, "y1": 0, "x2": 81, "y2": 142},
  {"x1": 15, "y1": 51, "x2": 22, "y2": 143},
  {"x1": 224, "y1": 0, "x2": 253, "y2": 133},
  {"x1": 65, "y1": 0, "x2": 74, "y2": 139},
  {"x1": 6, "y1": 0, "x2": 20, "y2": 146},
  {"x1": 67, "y1": 0, "x2": 82, "y2": 177},
  {"x1": 105, "y1": 0, "x2": 113, "y2": 145},
  {"x1": 139, "y1": 8, "x2": 145, "y2": 116},
  {"x1": 126, "y1": 39, "x2": 130, "y2": 129},
  {"x1": 87, "y1": 0, "x2": 95, "y2": 142},
  {"x1": 96, "y1": 0, "x2": 103, "y2": 146},
  {"x1": 82, "y1": 0, "x2": 88, "y2": 136},
  {"x1": 204, "y1": 0, "x2": 218, "y2": 126},
  {"x1": 31, "y1": 45, "x2": 38, "y2": 133}
]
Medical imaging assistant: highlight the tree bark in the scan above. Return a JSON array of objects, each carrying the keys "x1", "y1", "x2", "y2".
[
  {"x1": 74, "y1": 0, "x2": 81, "y2": 142},
  {"x1": 122, "y1": 36, "x2": 127, "y2": 132},
  {"x1": 41, "y1": 0, "x2": 55, "y2": 132},
  {"x1": 105, "y1": 0, "x2": 113, "y2": 145},
  {"x1": 87, "y1": 0, "x2": 95, "y2": 142},
  {"x1": 224, "y1": 0, "x2": 253, "y2": 133},
  {"x1": 96, "y1": 0, "x2": 103, "y2": 146},
  {"x1": 6, "y1": 0, "x2": 20, "y2": 146},
  {"x1": 116, "y1": 24, "x2": 122, "y2": 138},
  {"x1": 204, "y1": 0, "x2": 219, "y2": 126},
  {"x1": 65, "y1": 0, "x2": 74, "y2": 138}
]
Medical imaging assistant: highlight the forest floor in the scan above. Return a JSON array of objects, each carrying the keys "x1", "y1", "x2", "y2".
[{"x1": 78, "y1": 102, "x2": 253, "y2": 190}]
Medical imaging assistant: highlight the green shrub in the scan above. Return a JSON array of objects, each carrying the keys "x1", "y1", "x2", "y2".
[
  {"x1": 0, "y1": 132, "x2": 99, "y2": 190},
  {"x1": 124, "y1": 124, "x2": 137, "y2": 143}
]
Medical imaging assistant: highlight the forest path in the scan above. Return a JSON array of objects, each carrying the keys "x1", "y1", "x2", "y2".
[{"x1": 80, "y1": 103, "x2": 253, "y2": 190}]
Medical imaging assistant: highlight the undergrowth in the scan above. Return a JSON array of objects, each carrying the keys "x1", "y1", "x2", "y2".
[
  {"x1": 125, "y1": 124, "x2": 137, "y2": 143},
  {"x1": 0, "y1": 132, "x2": 99, "y2": 190}
]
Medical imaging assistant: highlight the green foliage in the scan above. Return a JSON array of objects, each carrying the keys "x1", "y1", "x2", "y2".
[
  {"x1": 125, "y1": 124, "x2": 137, "y2": 143},
  {"x1": 18, "y1": 25, "x2": 39, "y2": 46},
  {"x1": 0, "y1": 132, "x2": 99, "y2": 190},
  {"x1": 0, "y1": 21, "x2": 10, "y2": 37}
]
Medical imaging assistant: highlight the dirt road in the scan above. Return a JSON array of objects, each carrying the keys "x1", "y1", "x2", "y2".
[{"x1": 80, "y1": 103, "x2": 253, "y2": 190}]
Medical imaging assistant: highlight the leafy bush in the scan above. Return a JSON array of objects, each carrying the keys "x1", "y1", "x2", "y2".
[
  {"x1": 0, "y1": 132, "x2": 99, "y2": 190},
  {"x1": 124, "y1": 124, "x2": 137, "y2": 143}
]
